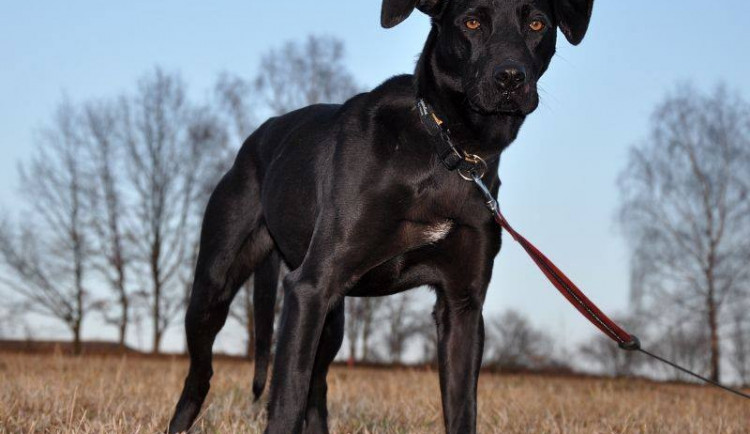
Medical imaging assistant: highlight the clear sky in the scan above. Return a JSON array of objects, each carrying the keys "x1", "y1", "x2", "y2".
[{"x1": 1, "y1": 1, "x2": 750, "y2": 354}]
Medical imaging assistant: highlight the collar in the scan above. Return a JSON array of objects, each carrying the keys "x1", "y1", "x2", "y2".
[{"x1": 416, "y1": 98, "x2": 488, "y2": 180}]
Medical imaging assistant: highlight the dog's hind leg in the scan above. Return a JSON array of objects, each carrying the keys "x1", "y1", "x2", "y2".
[
  {"x1": 168, "y1": 167, "x2": 273, "y2": 433},
  {"x1": 252, "y1": 249, "x2": 281, "y2": 401},
  {"x1": 303, "y1": 302, "x2": 345, "y2": 434}
]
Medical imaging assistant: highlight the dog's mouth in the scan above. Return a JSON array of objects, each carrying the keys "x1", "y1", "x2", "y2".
[
  {"x1": 467, "y1": 95, "x2": 535, "y2": 116},
  {"x1": 468, "y1": 101, "x2": 520, "y2": 116},
  {"x1": 466, "y1": 84, "x2": 539, "y2": 116},
  {"x1": 498, "y1": 93, "x2": 526, "y2": 114}
]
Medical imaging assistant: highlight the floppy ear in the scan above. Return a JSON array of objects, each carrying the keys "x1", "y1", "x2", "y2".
[
  {"x1": 381, "y1": 0, "x2": 442, "y2": 28},
  {"x1": 554, "y1": 0, "x2": 594, "y2": 45}
]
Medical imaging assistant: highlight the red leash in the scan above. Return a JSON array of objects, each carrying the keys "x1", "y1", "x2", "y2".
[
  {"x1": 494, "y1": 209, "x2": 637, "y2": 347},
  {"x1": 470, "y1": 175, "x2": 640, "y2": 350},
  {"x1": 471, "y1": 174, "x2": 750, "y2": 400}
]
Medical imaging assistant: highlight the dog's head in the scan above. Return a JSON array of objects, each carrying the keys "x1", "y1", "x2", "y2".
[{"x1": 382, "y1": 0, "x2": 594, "y2": 115}]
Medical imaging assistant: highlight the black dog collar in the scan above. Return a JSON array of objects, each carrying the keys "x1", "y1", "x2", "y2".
[{"x1": 416, "y1": 99, "x2": 487, "y2": 180}]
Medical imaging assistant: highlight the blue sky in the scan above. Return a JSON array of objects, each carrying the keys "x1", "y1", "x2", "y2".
[{"x1": 1, "y1": 1, "x2": 750, "y2": 354}]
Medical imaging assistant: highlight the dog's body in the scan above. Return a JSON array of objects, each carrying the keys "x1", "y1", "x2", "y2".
[{"x1": 169, "y1": 1, "x2": 594, "y2": 432}]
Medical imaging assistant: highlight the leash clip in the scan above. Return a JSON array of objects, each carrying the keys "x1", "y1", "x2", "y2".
[
  {"x1": 471, "y1": 173, "x2": 499, "y2": 215},
  {"x1": 618, "y1": 335, "x2": 641, "y2": 351}
]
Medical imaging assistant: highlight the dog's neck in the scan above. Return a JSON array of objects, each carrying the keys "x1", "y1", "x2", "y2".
[{"x1": 414, "y1": 27, "x2": 526, "y2": 160}]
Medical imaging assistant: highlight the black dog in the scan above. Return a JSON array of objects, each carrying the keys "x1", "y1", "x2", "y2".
[{"x1": 169, "y1": 0, "x2": 593, "y2": 432}]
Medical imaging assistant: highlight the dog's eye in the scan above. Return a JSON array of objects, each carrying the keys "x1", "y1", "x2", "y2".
[
  {"x1": 465, "y1": 19, "x2": 481, "y2": 30},
  {"x1": 529, "y1": 20, "x2": 546, "y2": 32}
]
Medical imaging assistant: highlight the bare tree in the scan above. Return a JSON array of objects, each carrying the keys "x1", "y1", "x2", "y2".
[
  {"x1": 344, "y1": 297, "x2": 386, "y2": 363},
  {"x1": 122, "y1": 69, "x2": 226, "y2": 353},
  {"x1": 81, "y1": 100, "x2": 132, "y2": 348},
  {"x1": 618, "y1": 84, "x2": 750, "y2": 382},
  {"x1": 0, "y1": 102, "x2": 92, "y2": 354},
  {"x1": 381, "y1": 293, "x2": 423, "y2": 364},
  {"x1": 359, "y1": 298, "x2": 383, "y2": 362},
  {"x1": 255, "y1": 35, "x2": 360, "y2": 115},
  {"x1": 484, "y1": 309, "x2": 554, "y2": 370},
  {"x1": 345, "y1": 298, "x2": 366, "y2": 363}
]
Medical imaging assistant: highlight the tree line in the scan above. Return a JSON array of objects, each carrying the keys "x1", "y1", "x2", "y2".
[{"x1": 1, "y1": 36, "x2": 748, "y2": 385}]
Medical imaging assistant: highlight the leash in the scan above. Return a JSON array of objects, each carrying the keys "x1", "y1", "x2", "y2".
[{"x1": 416, "y1": 98, "x2": 750, "y2": 400}]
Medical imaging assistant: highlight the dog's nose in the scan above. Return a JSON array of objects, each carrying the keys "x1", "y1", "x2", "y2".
[{"x1": 494, "y1": 63, "x2": 527, "y2": 91}]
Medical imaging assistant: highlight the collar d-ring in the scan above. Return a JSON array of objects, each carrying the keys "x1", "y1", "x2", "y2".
[{"x1": 458, "y1": 154, "x2": 488, "y2": 181}]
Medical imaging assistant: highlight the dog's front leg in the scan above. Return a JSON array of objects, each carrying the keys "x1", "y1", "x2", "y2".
[
  {"x1": 264, "y1": 210, "x2": 405, "y2": 433},
  {"x1": 264, "y1": 265, "x2": 337, "y2": 434},
  {"x1": 434, "y1": 294, "x2": 485, "y2": 434},
  {"x1": 433, "y1": 226, "x2": 497, "y2": 434}
]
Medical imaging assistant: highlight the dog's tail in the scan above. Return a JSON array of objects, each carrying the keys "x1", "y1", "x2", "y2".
[{"x1": 252, "y1": 249, "x2": 281, "y2": 401}]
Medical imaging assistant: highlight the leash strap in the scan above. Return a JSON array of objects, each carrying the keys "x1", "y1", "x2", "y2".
[
  {"x1": 470, "y1": 175, "x2": 639, "y2": 348},
  {"x1": 472, "y1": 174, "x2": 750, "y2": 400},
  {"x1": 417, "y1": 98, "x2": 750, "y2": 400}
]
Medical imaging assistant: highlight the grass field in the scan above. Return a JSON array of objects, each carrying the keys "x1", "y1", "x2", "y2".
[{"x1": 1, "y1": 353, "x2": 748, "y2": 433}]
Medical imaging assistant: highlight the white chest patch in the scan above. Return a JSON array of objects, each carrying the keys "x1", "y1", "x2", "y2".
[{"x1": 424, "y1": 220, "x2": 453, "y2": 243}]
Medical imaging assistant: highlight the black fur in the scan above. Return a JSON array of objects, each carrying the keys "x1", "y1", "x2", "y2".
[{"x1": 168, "y1": 0, "x2": 594, "y2": 432}]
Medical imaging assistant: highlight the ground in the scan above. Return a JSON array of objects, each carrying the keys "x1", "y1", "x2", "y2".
[{"x1": 0, "y1": 354, "x2": 748, "y2": 433}]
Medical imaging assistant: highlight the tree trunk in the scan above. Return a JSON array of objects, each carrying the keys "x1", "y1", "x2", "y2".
[
  {"x1": 706, "y1": 252, "x2": 721, "y2": 383},
  {"x1": 119, "y1": 294, "x2": 128, "y2": 348},
  {"x1": 72, "y1": 321, "x2": 82, "y2": 356},
  {"x1": 153, "y1": 326, "x2": 162, "y2": 355},
  {"x1": 73, "y1": 229, "x2": 85, "y2": 356},
  {"x1": 152, "y1": 281, "x2": 162, "y2": 354},
  {"x1": 151, "y1": 239, "x2": 162, "y2": 354},
  {"x1": 708, "y1": 292, "x2": 721, "y2": 382}
]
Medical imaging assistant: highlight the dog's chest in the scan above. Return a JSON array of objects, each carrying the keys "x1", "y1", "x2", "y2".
[
  {"x1": 392, "y1": 168, "x2": 491, "y2": 248},
  {"x1": 422, "y1": 220, "x2": 453, "y2": 243},
  {"x1": 399, "y1": 219, "x2": 454, "y2": 247}
]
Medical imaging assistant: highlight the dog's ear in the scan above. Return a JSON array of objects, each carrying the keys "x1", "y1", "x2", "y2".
[
  {"x1": 381, "y1": 0, "x2": 442, "y2": 28},
  {"x1": 554, "y1": 0, "x2": 594, "y2": 45}
]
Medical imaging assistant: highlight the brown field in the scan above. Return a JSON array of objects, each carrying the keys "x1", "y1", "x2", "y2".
[{"x1": 0, "y1": 353, "x2": 748, "y2": 433}]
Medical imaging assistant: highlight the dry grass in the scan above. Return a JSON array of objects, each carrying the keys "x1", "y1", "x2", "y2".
[{"x1": 0, "y1": 353, "x2": 748, "y2": 433}]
